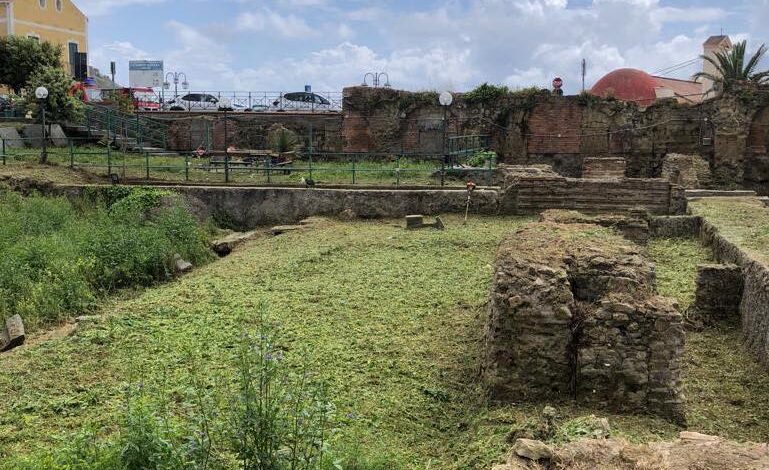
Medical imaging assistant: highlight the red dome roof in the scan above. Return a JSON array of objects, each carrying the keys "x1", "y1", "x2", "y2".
[{"x1": 590, "y1": 68, "x2": 658, "y2": 105}]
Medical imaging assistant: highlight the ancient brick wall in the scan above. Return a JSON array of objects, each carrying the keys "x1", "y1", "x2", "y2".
[
  {"x1": 526, "y1": 99, "x2": 583, "y2": 154},
  {"x1": 661, "y1": 153, "x2": 712, "y2": 188},
  {"x1": 690, "y1": 264, "x2": 744, "y2": 323},
  {"x1": 159, "y1": 113, "x2": 343, "y2": 152},
  {"x1": 498, "y1": 168, "x2": 684, "y2": 215},
  {"x1": 699, "y1": 216, "x2": 769, "y2": 367},
  {"x1": 582, "y1": 157, "x2": 627, "y2": 179},
  {"x1": 483, "y1": 222, "x2": 685, "y2": 422}
]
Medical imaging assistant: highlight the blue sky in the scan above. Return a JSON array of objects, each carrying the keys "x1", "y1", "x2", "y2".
[{"x1": 77, "y1": 0, "x2": 769, "y2": 93}]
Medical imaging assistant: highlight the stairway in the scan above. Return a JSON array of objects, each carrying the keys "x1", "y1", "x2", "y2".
[{"x1": 64, "y1": 104, "x2": 179, "y2": 157}]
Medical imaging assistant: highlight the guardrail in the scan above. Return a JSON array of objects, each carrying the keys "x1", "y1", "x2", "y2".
[{"x1": 155, "y1": 91, "x2": 343, "y2": 113}]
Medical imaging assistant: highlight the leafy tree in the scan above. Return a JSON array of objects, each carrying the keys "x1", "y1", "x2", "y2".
[
  {"x1": 0, "y1": 36, "x2": 62, "y2": 93},
  {"x1": 694, "y1": 40, "x2": 769, "y2": 93},
  {"x1": 25, "y1": 66, "x2": 84, "y2": 163}
]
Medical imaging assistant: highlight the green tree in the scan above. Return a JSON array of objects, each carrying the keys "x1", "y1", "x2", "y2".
[
  {"x1": 0, "y1": 36, "x2": 62, "y2": 93},
  {"x1": 25, "y1": 66, "x2": 84, "y2": 163},
  {"x1": 694, "y1": 40, "x2": 769, "y2": 93}
]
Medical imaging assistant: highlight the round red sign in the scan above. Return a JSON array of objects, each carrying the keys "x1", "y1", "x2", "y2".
[{"x1": 552, "y1": 77, "x2": 563, "y2": 89}]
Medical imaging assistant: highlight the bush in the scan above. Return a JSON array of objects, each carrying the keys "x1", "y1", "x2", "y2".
[{"x1": 0, "y1": 188, "x2": 213, "y2": 329}]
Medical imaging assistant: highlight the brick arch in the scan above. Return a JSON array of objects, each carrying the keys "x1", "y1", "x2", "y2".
[{"x1": 748, "y1": 107, "x2": 769, "y2": 156}]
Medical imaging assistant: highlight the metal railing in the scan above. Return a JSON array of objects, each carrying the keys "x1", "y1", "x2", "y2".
[
  {"x1": 155, "y1": 91, "x2": 343, "y2": 113},
  {"x1": 0, "y1": 137, "x2": 497, "y2": 187}
]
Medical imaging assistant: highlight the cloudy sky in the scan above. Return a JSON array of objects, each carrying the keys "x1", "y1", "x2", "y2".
[{"x1": 78, "y1": 0, "x2": 769, "y2": 94}]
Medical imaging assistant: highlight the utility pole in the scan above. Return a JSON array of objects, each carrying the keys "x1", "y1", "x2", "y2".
[{"x1": 581, "y1": 58, "x2": 587, "y2": 93}]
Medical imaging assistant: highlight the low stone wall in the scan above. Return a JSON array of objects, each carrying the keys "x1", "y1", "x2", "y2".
[
  {"x1": 483, "y1": 222, "x2": 685, "y2": 422},
  {"x1": 699, "y1": 219, "x2": 769, "y2": 367},
  {"x1": 581, "y1": 157, "x2": 627, "y2": 179},
  {"x1": 690, "y1": 264, "x2": 744, "y2": 323},
  {"x1": 56, "y1": 184, "x2": 500, "y2": 229},
  {"x1": 539, "y1": 209, "x2": 650, "y2": 244},
  {"x1": 500, "y1": 173, "x2": 686, "y2": 215},
  {"x1": 649, "y1": 215, "x2": 701, "y2": 238}
]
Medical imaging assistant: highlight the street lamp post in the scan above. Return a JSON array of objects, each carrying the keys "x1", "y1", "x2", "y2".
[
  {"x1": 163, "y1": 71, "x2": 189, "y2": 103},
  {"x1": 361, "y1": 72, "x2": 391, "y2": 88},
  {"x1": 35, "y1": 86, "x2": 49, "y2": 164}
]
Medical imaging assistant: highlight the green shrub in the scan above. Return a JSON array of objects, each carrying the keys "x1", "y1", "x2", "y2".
[{"x1": 0, "y1": 188, "x2": 212, "y2": 329}]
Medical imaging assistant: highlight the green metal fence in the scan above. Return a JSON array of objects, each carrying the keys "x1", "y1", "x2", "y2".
[{"x1": 0, "y1": 137, "x2": 497, "y2": 187}]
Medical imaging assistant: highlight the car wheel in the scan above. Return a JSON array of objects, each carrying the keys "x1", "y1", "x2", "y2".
[
  {"x1": 170, "y1": 106, "x2": 184, "y2": 111},
  {"x1": 244, "y1": 108, "x2": 252, "y2": 112},
  {"x1": 218, "y1": 107, "x2": 234, "y2": 112}
]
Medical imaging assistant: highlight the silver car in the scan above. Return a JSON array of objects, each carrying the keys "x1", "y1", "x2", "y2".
[{"x1": 162, "y1": 93, "x2": 248, "y2": 112}]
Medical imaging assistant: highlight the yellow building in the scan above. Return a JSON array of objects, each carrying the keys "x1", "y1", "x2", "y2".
[{"x1": 0, "y1": 0, "x2": 88, "y2": 78}]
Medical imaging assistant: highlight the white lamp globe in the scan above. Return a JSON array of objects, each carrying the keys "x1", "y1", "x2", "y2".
[{"x1": 35, "y1": 86, "x2": 49, "y2": 99}]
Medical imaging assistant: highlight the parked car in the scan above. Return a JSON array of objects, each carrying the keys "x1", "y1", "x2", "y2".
[{"x1": 162, "y1": 93, "x2": 248, "y2": 112}]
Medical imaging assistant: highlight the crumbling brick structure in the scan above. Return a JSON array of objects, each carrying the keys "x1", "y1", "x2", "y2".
[
  {"x1": 690, "y1": 264, "x2": 744, "y2": 323},
  {"x1": 483, "y1": 222, "x2": 685, "y2": 422},
  {"x1": 581, "y1": 157, "x2": 627, "y2": 179},
  {"x1": 661, "y1": 153, "x2": 712, "y2": 188}
]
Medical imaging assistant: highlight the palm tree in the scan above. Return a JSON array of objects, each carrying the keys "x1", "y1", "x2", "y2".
[{"x1": 694, "y1": 40, "x2": 769, "y2": 93}]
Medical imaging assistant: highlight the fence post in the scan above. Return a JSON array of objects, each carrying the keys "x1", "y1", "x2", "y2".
[
  {"x1": 1, "y1": 138, "x2": 5, "y2": 165},
  {"x1": 440, "y1": 155, "x2": 445, "y2": 187},
  {"x1": 185, "y1": 153, "x2": 189, "y2": 182},
  {"x1": 145, "y1": 152, "x2": 150, "y2": 180},
  {"x1": 69, "y1": 138, "x2": 74, "y2": 168},
  {"x1": 107, "y1": 142, "x2": 112, "y2": 176},
  {"x1": 352, "y1": 155, "x2": 356, "y2": 184},
  {"x1": 225, "y1": 153, "x2": 230, "y2": 184},
  {"x1": 266, "y1": 157, "x2": 271, "y2": 184},
  {"x1": 486, "y1": 156, "x2": 492, "y2": 186}
]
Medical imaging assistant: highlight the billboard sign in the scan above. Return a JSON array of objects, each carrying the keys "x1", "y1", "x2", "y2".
[{"x1": 129, "y1": 60, "x2": 164, "y2": 88}]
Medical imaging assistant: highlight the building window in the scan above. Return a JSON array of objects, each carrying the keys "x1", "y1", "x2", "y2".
[
  {"x1": 56, "y1": 0, "x2": 62, "y2": 11},
  {"x1": 39, "y1": 0, "x2": 46, "y2": 8}
]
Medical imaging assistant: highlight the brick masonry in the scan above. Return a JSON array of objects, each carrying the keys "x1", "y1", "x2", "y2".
[{"x1": 483, "y1": 222, "x2": 685, "y2": 423}]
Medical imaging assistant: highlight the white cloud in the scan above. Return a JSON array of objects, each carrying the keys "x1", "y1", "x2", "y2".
[
  {"x1": 236, "y1": 9, "x2": 315, "y2": 38},
  {"x1": 84, "y1": 0, "x2": 755, "y2": 93},
  {"x1": 75, "y1": 0, "x2": 166, "y2": 16}
]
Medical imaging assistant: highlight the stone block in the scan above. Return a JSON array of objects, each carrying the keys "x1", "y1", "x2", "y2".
[
  {"x1": 0, "y1": 126, "x2": 25, "y2": 148},
  {"x1": 1, "y1": 315, "x2": 25, "y2": 352}
]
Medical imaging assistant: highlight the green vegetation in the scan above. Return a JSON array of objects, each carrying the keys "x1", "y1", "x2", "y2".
[
  {"x1": 10, "y1": 311, "x2": 339, "y2": 470},
  {"x1": 0, "y1": 187, "x2": 212, "y2": 330},
  {"x1": 648, "y1": 235, "x2": 769, "y2": 442},
  {"x1": 0, "y1": 216, "x2": 690, "y2": 469},
  {"x1": 647, "y1": 237, "x2": 713, "y2": 311},
  {"x1": 463, "y1": 83, "x2": 546, "y2": 105},
  {"x1": 25, "y1": 66, "x2": 85, "y2": 141},
  {"x1": 1, "y1": 146, "x2": 474, "y2": 187},
  {"x1": 693, "y1": 40, "x2": 768, "y2": 93},
  {"x1": 689, "y1": 197, "x2": 769, "y2": 266},
  {"x1": 0, "y1": 36, "x2": 62, "y2": 94},
  {"x1": 7, "y1": 211, "x2": 769, "y2": 468}
]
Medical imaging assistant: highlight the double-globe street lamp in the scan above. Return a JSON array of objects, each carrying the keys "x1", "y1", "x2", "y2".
[
  {"x1": 163, "y1": 71, "x2": 189, "y2": 103},
  {"x1": 35, "y1": 86, "x2": 49, "y2": 163}
]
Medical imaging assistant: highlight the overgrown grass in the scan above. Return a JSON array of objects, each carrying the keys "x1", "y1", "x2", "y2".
[
  {"x1": 648, "y1": 235, "x2": 769, "y2": 442},
  {"x1": 0, "y1": 187, "x2": 212, "y2": 329},
  {"x1": 689, "y1": 197, "x2": 769, "y2": 266},
  {"x1": 1, "y1": 216, "x2": 691, "y2": 469},
  {"x1": 647, "y1": 237, "x2": 713, "y2": 311}
]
